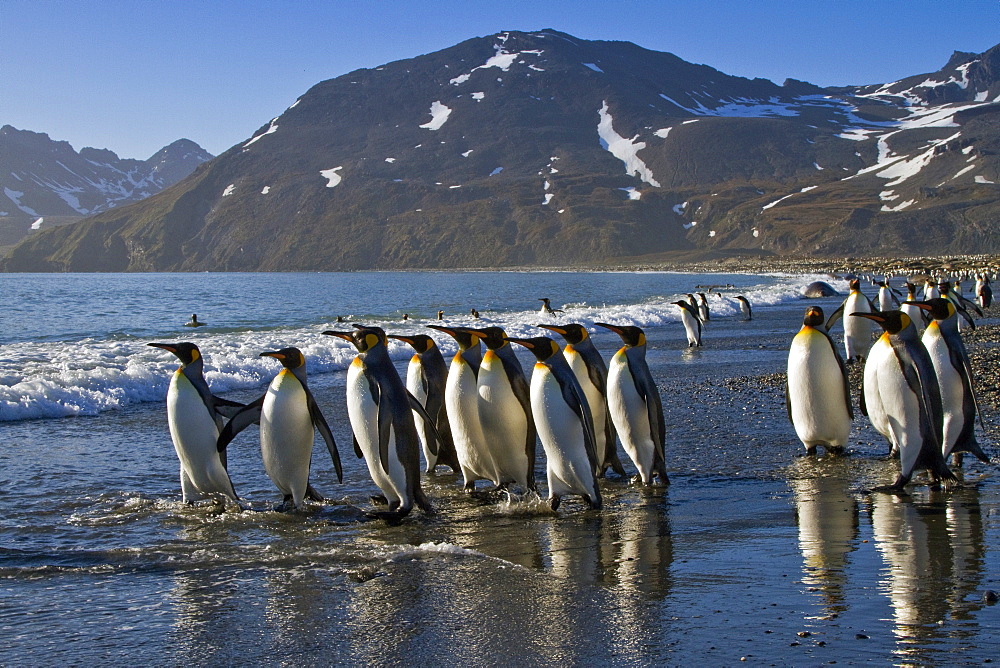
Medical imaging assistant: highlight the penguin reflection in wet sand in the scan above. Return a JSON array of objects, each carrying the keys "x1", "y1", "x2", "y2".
[
  {"x1": 785, "y1": 307, "x2": 853, "y2": 455},
  {"x1": 148, "y1": 342, "x2": 245, "y2": 505},
  {"x1": 469, "y1": 326, "x2": 536, "y2": 491},
  {"x1": 218, "y1": 347, "x2": 343, "y2": 510},
  {"x1": 851, "y1": 309, "x2": 956, "y2": 491},
  {"x1": 324, "y1": 327, "x2": 435, "y2": 519},
  {"x1": 505, "y1": 335, "x2": 601, "y2": 510},
  {"x1": 595, "y1": 323, "x2": 668, "y2": 486},
  {"x1": 919, "y1": 298, "x2": 990, "y2": 466},
  {"x1": 827, "y1": 280, "x2": 875, "y2": 363},
  {"x1": 386, "y1": 334, "x2": 461, "y2": 474},
  {"x1": 672, "y1": 300, "x2": 702, "y2": 347},
  {"x1": 538, "y1": 323, "x2": 626, "y2": 477},
  {"x1": 427, "y1": 325, "x2": 498, "y2": 490}
]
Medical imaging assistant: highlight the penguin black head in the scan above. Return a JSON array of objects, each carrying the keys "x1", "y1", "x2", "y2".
[
  {"x1": 387, "y1": 333, "x2": 437, "y2": 354},
  {"x1": 909, "y1": 297, "x2": 954, "y2": 321},
  {"x1": 260, "y1": 347, "x2": 306, "y2": 369},
  {"x1": 849, "y1": 279, "x2": 861, "y2": 292},
  {"x1": 802, "y1": 306, "x2": 825, "y2": 327},
  {"x1": 905, "y1": 281, "x2": 917, "y2": 295},
  {"x1": 505, "y1": 335, "x2": 560, "y2": 361},
  {"x1": 427, "y1": 325, "x2": 483, "y2": 351},
  {"x1": 323, "y1": 326, "x2": 386, "y2": 352},
  {"x1": 850, "y1": 308, "x2": 927, "y2": 335},
  {"x1": 594, "y1": 322, "x2": 646, "y2": 347},
  {"x1": 148, "y1": 341, "x2": 201, "y2": 366},
  {"x1": 537, "y1": 323, "x2": 588, "y2": 344},
  {"x1": 467, "y1": 326, "x2": 508, "y2": 350},
  {"x1": 938, "y1": 281, "x2": 953, "y2": 295}
]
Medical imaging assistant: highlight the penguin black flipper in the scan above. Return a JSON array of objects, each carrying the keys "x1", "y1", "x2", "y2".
[
  {"x1": 306, "y1": 484, "x2": 324, "y2": 502},
  {"x1": 406, "y1": 390, "x2": 441, "y2": 454},
  {"x1": 859, "y1": 376, "x2": 868, "y2": 417},
  {"x1": 211, "y1": 396, "x2": 247, "y2": 420},
  {"x1": 949, "y1": 346, "x2": 990, "y2": 462},
  {"x1": 824, "y1": 330, "x2": 855, "y2": 420},
  {"x1": 891, "y1": 341, "x2": 955, "y2": 482},
  {"x1": 785, "y1": 377, "x2": 793, "y2": 424},
  {"x1": 556, "y1": 370, "x2": 600, "y2": 472},
  {"x1": 826, "y1": 300, "x2": 847, "y2": 330},
  {"x1": 307, "y1": 394, "x2": 343, "y2": 482},
  {"x1": 376, "y1": 388, "x2": 393, "y2": 475},
  {"x1": 502, "y1": 357, "x2": 537, "y2": 489},
  {"x1": 352, "y1": 433, "x2": 364, "y2": 459},
  {"x1": 959, "y1": 295, "x2": 984, "y2": 317},
  {"x1": 217, "y1": 395, "x2": 264, "y2": 453},
  {"x1": 628, "y1": 362, "x2": 667, "y2": 464}
]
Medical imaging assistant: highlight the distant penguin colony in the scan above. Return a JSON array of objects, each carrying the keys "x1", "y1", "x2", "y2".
[{"x1": 148, "y1": 274, "x2": 992, "y2": 518}]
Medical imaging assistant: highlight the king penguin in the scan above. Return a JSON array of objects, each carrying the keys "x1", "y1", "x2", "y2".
[
  {"x1": 672, "y1": 300, "x2": 702, "y2": 347},
  {"x1": 469, "y1": 326, "x2": 537, "y2": 491},
  {"x1": 537, "y1": 323, "x2": 626, "y2": 477},
  {"x1": 901, "y1": 282, "x2": 927, "y2": 336},
  {"x1": 919, "y1": 297, "x2": 990, "y2": 466},
  {"x1": 539, "y1": 298, "x2": 563, "y2": 316},
  {"x1": 785, "y1": 307, "x2": 853, "y2": 455},
  {"x1": 827, "y1": 279, "x2": 876, "y2": 362},
  {"x1": 976, "y1": 274, "x2": 993, "y2": 309},
  {"x1": 696, "y1": 293, "x2": 711, "y2": 323},
  {"x1": 595, "y1": 323, "x2": 668, "y2": 485},
  {"x1": 148, "y1": 342, "x2": 245, "y2": 505},
  {"x1": 851, "y1": 309, "x2": 956, "y2": 490},
  {"x1": 386, "y1": 333, "x2": 461, "y2": 474},
  {"x1": 426, "y1": 325, "x2": 499, "y2": 490},
  {"x1": 736, "y1": 295, "x2": 753, "y2": 321},
  {"x1": 505, "y1": 335, "x2": 601, "y2": 510},
  {"x1": 324, "y1": 327, "x2": 435, "y2": 519},
  {"x1": 218, "y1": 347, "x2": 342, "y2": 510}
]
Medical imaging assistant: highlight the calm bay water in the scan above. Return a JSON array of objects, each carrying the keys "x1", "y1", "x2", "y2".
[{"x1": 1, "y1": 271, "x2": 998, "y2": 665}]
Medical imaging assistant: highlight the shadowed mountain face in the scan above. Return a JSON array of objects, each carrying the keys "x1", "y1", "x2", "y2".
[
  {"x1": 4, "y1": 30, "x2": 999, "y2": 271},
  {"x1": 0, "y1": 127, "x2": 212, "y2": 248}
]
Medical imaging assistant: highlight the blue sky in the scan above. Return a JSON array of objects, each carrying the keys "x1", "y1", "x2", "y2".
[{"x1": 3, "y1": 0, "x2": 998, "y2": 159}]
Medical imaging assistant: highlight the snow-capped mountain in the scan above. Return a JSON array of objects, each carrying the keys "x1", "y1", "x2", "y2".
[
  {"x1": 4, "y1": 30, "x2": 999, "y2": 271},
  {"x1": 0, "y1": 126, "x2": 212, "y2": 246}
]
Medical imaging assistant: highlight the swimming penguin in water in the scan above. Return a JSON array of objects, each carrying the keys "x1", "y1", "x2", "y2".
[
  {"x1": 919, "y1": 298, "x2": 990, "y2": 466},
  {"x1": 785, "y1": 307, "x2": 853, "y2": 455},
  {"x1": 218, "y1": 347, "x2": 343, "y2": 510},
  {"x1": 505, "y1": 335, "x2": 601, "y2": 510},
  {"x1": 539, "y1": 298, "x2": 563, "y2": 316},
  {"x1": 851, "y1": 309, "x2": 956, "y2": 491},
  {"x1": 469, "y1": 326, "x2": 537, "y2": 491},
  {"x1": 672, "y1": 300, "x2": 702, "y2": 347},
  {"x1": 736, "y1": 295, "x2": 753, "y2": 321},
  {"x1": 537, "y1": 323, "x2": 626, "y2": 477},
  {"x1": 184, "y1": 314, "x2": 206, "y2": 327},
  {"x1": 595, "y1": 323, "x2": 668, "y2": 486},
  {"x1": 827, "y1": 279, "x2": 876, "y2": 362},
  {"x1": 426, "y1": 325, "x2": 498, "y2": 490},
  {"x1": 386, "y1": 333, "x2": 461, "y2": 474},
  {"x1": 324, "y1": 327, "x2": 435, "y2": 519},
  {"x1": 148, "y1": 342, "x2": 245, "y2": 505}
]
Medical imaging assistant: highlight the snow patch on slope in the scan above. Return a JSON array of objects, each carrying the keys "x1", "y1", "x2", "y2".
[
  {"x1": 419, "y1": 101, "x2": 452, "y2": 131},
  {"x1": 597, "y1": 101, "x2": 660, "y2": 187}
]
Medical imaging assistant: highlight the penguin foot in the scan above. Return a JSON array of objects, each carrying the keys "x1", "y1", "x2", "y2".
[
  {"x1": 629, "y1": 474, "x2": 643, "y2": 485},
  {"x1": 548, "y1": 496, "x2": 561, "y2": 511},
  {"x1": 370, "y1": 494, "x2": 389, "y2": 506},
  {"x1": 415, "y1": 489, "x2": 436, "y2": 515},
  {"x1": 586, "y1": 495, "x2": 602, "y2": 510}
]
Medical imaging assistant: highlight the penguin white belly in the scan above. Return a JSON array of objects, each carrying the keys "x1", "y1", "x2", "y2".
[
  {"x1": 680, "y1": 311, "x2": 700, "y2": 345},
  {"x1": 606, "y1": 351, "x2": 656, "y2": 482},
  {"x1": 843, "y1": 294, "x2": 872, "y2": 360},
  {"x1": 786, "y1": 330, "x2": 851, "y2": 449},
  {"x1": 872, "y1": 356, "x2": 925, "y2": 478},
  {"x1": 923, "y1": 331, "x2": 965, "y2": 457},
  {"x1": 878, "y1": 288, "x2": 893, "y2": 312},
  {"x1": 530, "y1": 365, "x2": 597, "y2": 500},
  {"x1": 260, "y1": 370, "x2": 314, "y2": 506},
  {"x1": 862, "y1": 337, "x2": 893, "y2": 447},
  {"x1": 346, "y1": 360, "x2": 406, "y2": 505},
  {"x1": 565, "y1": 350, "x2": 608, "y2": 464},
  {"x1": 166, "y1": 372, "x2": 234, "y2": 501},
  {"x1": 477, "y1": 353, "x2": 529, "y2": 487},
  {"x1": 445, "y1": 356, "x2": 496, "y2": 485},
  {"x1": 405, "y1": 357, "x2": 436, "y2": 471}
]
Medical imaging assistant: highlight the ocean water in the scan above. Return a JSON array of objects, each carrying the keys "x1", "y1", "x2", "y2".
[{"x1": 1, "y1": 271, "x2": 998, "y2": 665}]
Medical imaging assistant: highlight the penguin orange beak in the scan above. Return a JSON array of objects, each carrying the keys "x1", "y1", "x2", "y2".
[
  {"x1": 504, "y1": 337, "x2": 535, "y2": 349},
  {"x1": 850, "y1": 312, "x2": 885, "y2": 323},
  {"x1": 322, "y1": 330, "x2": 354, "y2": 341},
  {"x1": 386, "y1": 334, "x2": 414, "y2": 345},
  {"x1": 536, "y1": 324, "x2": 566, "y2": 335},
  {"x1": 147, "y1": 342, "x2": 178, "y2": 353},
  {"x1": 426, "y1": 324, "x2": 455, "y2": 336},
  {"x1": 903, "y1": 301, "x2": 935, "y2": 311},
  {"x1": 593, "y1": 322, "x2": 621, "y2": 334},
  {"x1": 260, "y1": 351, "x2": 285, "y2": 359}
]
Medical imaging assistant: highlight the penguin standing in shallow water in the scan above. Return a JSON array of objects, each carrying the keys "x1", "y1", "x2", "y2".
[
  {"x1": 827, "y1": 279, "x2": 875, "y2": 362},
  {"x1": 539, "y1": 298, "x2": 563, "y2": 316},
  {"x1": 387, "y1": 334, "x2": 461, "y2": 474},
  {"x1": 785, "y1": 307, "x2": 853, "y2": 455},
  {"x1": 324, "y1": 327, "x2": 434, "y2": 519},
  {"x1": 696, "y1": 293, "x2": 711, "y2": 323},
  {"x1": 505, "y1": 335, "x2": 601, "y2": 510},
  {"x1": 148, "y1": 342, "x2": 245, "y2": 505},
  {"x1": 595, "y1": 323, "x2": 668, "y2": 486},
  {"x1": 919, "y1": 298, "x2": 990, "y2": 466},
  {"x1": 851, "y1": 309, "x2": 956, "y2": 491},
  {"x1": 470, "y1": 326, "x2": 536, "y2": 491},
  {"x1": 736, "y1": 295, "x2": 753, "y2": 321},
  {"x1": 427, "y1": 325, "x2": 498, "y2": 490},
  {"x1": 538, "y1": 323, "x2": 626, "y2": 477},
  {"x1": 672, "y1": 300, "x2": 702, "y2": 347},
  {"x1": 218, "y1": 348, "x2": 342, "y2": 510}
]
